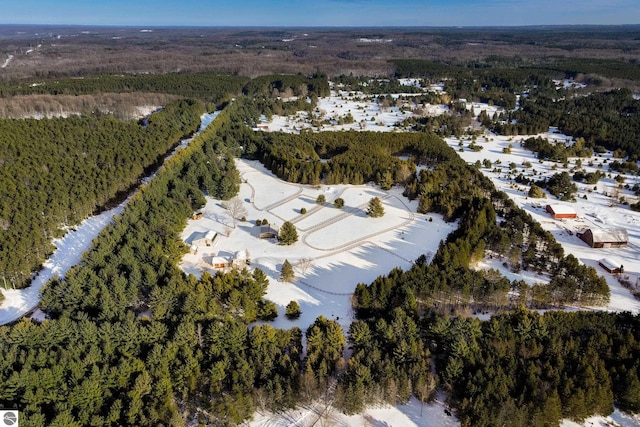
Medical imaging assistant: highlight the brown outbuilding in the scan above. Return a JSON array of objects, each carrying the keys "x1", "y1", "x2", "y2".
[
  {"x1": 577, "y1": 227, "x2": 628, "y2": 248},
  {"x1": 259, "y1": 225, "x2": 278, "y2": 239},
  {"x1": 598, "y1": 258, "x2": 624, "y2": 274}
]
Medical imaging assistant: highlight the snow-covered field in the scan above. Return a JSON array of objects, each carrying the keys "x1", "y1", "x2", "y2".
[
  {"x1": 263, "y1": 82, "x2": 440, "y2": 133},
  {"x1": 246, "y1": 395, "x2": 459, "y2": 427},
  {"x1": 180, "y1": 159, "x2": 453, "y2": 333}
]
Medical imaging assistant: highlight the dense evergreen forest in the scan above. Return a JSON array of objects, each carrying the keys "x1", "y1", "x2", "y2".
[
  {"x1": 0, "y1": 75, "x2": 343, "y2": 426},
  {"x1": 341, "y1": 291, "x2": 640, "y2": 426},
  {"x1": 0, "y1": 72, "x2": 249, "y2": 106},
  {"x1": 0, "y1": 104, "x2": 265, "y2": 426},
  {"x1": 0, "y1": 73, "x2": 327, "y2": 289},
  {"x1": 0, "y1": 99, "x2": 204, "y2": 288},
  {"x1": 492, "y1": 89, "x2": 640, "y2": 158}
]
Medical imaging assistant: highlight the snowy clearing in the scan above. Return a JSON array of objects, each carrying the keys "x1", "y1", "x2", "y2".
[
  {"x1": 0, "y1": 204, "x2": 124, "y2": 325},
  {"x1": 245, "y1": 395, "x2": 459, "y2": 427},
  {"x1": 179, "y1": 158, "x2": 454, "y2": 333}
]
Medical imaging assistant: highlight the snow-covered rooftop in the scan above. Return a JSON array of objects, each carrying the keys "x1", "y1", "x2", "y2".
[{"x1": 547, "y1": 204, "x2": 577, "y2": 215}]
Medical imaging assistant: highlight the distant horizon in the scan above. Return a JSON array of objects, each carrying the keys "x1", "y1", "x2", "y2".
[
  {"x1": 0, "y1": 23, "x2": 639, "y2": 30},
  {"x1": 1, "y1": 0, "x2": 638, "y2": 27}
]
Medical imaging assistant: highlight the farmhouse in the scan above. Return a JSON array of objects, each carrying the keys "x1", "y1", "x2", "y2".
[
  {"x1": 599, "y1": 258, "x2": 624, "y2": 274},
  {"x1": 210, "y1": 256, "x2": 230, "y2": 269},
  {"x1": 192, "y1": 230, "x2": 218, "y2": 247},
  {"x1": 577, "y1": 227, "x2": 628, "y2": 248},
  {"x1": 546, "y1": 204, "x2": 577, "y2": 219},
  {"x1": 259, "y1": 225, "x2": 278, "y2": 239}
]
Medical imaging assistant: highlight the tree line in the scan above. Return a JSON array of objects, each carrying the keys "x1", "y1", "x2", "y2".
[{"x1": 0, "y1": 72, "x2": 249, "y2": 106}]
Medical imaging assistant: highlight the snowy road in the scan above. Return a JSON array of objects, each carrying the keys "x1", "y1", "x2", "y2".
[{"x1": 1, "y1": 54, "x2": 13, "y2": 69}]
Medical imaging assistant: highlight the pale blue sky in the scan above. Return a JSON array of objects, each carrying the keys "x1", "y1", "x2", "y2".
[{"x1": 1, "y1": 0, "x2": 638, "y2": 26}]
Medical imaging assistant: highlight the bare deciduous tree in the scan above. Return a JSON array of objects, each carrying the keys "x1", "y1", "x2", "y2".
[
  {"x1": 296, "y1": 257, "x2": 314, "y2": 275},
  {"x1": 221, "y1": 197, "x2": 247, "y2": 228}
]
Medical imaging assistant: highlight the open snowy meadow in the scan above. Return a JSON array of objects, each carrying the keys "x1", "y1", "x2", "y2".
[{"x1": 179, "y1": 158, "x2": 454, "y2": 334}]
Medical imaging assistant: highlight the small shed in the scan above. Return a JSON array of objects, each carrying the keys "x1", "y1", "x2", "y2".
[
  {"x1": 577, "y1": 227, "x2": 628, "y2": 248},
  {"x1": 192, "y1": 211, "x2": 204, "y2": 220},
  {"x1": 546, "y1": 204, "x2": 577, "y2": 219},
  {"x1": 211, "y1": 256, "x2": 230, "y2": 269},
  {"x1": 259, "y1": 225, "x2": 278, "y2": 239},
  {"x1": 599, "y1": 258, "x2": 623, "y2": 274}
]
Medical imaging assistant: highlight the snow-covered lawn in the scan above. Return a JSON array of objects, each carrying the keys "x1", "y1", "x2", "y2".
[{"x1": 179, "y1": 159, "x2": 454, "y2": 333}]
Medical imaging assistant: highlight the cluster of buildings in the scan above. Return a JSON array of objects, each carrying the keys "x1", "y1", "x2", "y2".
[
  {"x1": 186, "y1": 212, "x2": 279, "y2": 271},
  {"x1": 545, "y1": 204, "x2": 629, "y2": 278}
]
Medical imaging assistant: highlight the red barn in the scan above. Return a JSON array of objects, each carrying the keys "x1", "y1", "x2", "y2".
[{"x1": 546, "y1": 204, "x2": 577, "y2": 219}]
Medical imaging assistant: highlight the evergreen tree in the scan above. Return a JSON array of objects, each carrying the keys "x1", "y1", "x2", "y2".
[
  {"x1": 528, "y1": 184, "x2": 546, "y2": 198},
  {"x1": 334, "y1": 198, "x2": 345, "y2": 208},
  {"x1": 367, "y1": 197, "x2": 385, "y2": 218},
  {"x1": 316, "y1": 194, "x2": 326, "y2": 204},
  {"x1": 278, "y1": 221, "x2": 298, "y2": 245},
  {"x1": 280, "y1": 259, "x2": 294, "y2": 282},
  {"x1": 286, "y1": 300, "x2": 301, "y2": 319},
  {"x1": 258, "y1": 300, "x2": 278, "y2": 321}
]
